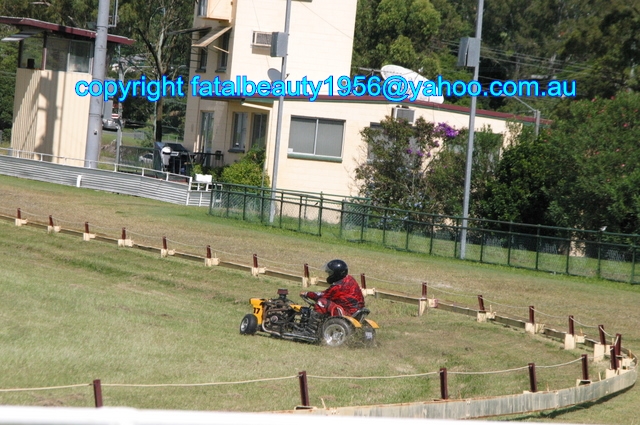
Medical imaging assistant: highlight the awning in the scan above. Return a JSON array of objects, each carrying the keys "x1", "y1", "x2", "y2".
[
  {"x1": 0, "y1": 16, "x2": 134, "y2": 45},
  {"x1": 1, "y1": 28, "x2": 43, "y2": 42},
  {"x1": 192, "y1": 26, "x2": 231, "y2": 48},
  {"x1": 168, "y1": 25, "x2": 211, "y2": 36}
]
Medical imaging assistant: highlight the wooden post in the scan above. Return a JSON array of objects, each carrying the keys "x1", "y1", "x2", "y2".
[
  {"x1": 204, "y1": 245, "x2": 219, "y2": 266},
  {"x1": 528, "y1": 363, "x2": 537, "y2": 393},
  {"x1": 47, "y1": 215, "x2": 60, "y2": 233},
  {"x1": 478, "y1": 295, "x2": 485, "y2": 312},
  {"x1": 92, "y1": 379, "x2": 103, "y2": 407},
  {"x1": 569, "y1": 315, "x2": 575, "y2": 336},
  {"x1": 160, "y1": 236, "x2": 173, "y2": 257},
  {"x1": 360, "y1": 273, "x2": 367, "y2": 290},
  {"x1": 298, "y1": 371, "x2": 310, "y2": 407},
  {"x1": 439, "y1": 368, "x2": 448, "y2": 400},
  {"x1": 615, "y1": 334, "x2": 622, "y2": 357},
  {"x1": 15, "y1": 208, "x2": 27, "y2": 226},
  {"x1": 301, "y1": 263, "x2": 315, "y2": 288},
  {"x1": 117, "y1": 227, "x2": 132, "y2": 247},
  {"x1": 610, "y1": 346, "x2": 618, "y2": 370},
  {"x1": 581, "y1": 354, "x2": 589, "y2": 381},
  {"x1": 529, "y1": 306, "x2": 535, "y2": 324},
  {"x1": 83, "y1": 222, "x2": 95, "y2": 241},
  {"x1": 525, "y1": 306, "x2": 539, "y2": 334},
  {"x1": 422, "y1": 282, "x2": 427, "y2": 299},
  {"x1": 251, "y1": 253, "x2": 265, "y2": 276},
  {"x1": 599, "y1": 325, "x2": 606, "y2": 345}
]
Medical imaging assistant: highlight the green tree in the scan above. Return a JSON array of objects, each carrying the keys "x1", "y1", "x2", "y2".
[
  {"x1": 0, "y1": 26, "x2": 18, "y2": 141},
  {"x1": 355, "y1": 116, "x2": 457, "y2": 212},
  {"x1": 117, "y1": 0, "x2": 192, "y2": 142},
  {"x1": 425, "y1": 125, "x2": 502, "y2": 216},
  {"x1": 480, "y1": 135, "x2": 557, "y2": 226},
  {"x1": 0, "y1": 0, "x2": 97, "y2": 27},
  {"x1": 220, "y1": 146, "x2": 269, "y2": 188},
  {"x1": 544, "y1": 93, "x2": 640, "y2": 233},
  {"x1": 482, "y1": 92, "x2": 640, "y2": 234},
  {"x1": 352, "y1": 0, "x2": 466, "y2": 79},
  {"x1": 556, "y1": 3, "x2": 640, "y2": 99}
]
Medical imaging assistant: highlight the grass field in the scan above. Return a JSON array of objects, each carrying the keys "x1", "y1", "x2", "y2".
[{"x1": 1, "y1": 175, "x2": 640, "y2": 423}]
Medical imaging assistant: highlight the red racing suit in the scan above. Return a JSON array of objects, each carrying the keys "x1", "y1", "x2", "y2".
[{"x1": 305, "y1": 275, "x2": 365, "y2": 317}]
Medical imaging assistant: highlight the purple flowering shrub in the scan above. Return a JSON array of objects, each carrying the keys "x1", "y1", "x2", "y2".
[{"x1": 355, "y1": 115, "x2": 463, "y2": 212}]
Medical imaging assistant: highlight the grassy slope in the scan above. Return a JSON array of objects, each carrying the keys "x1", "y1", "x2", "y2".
[{"x1": 0, "y1": 175, "x2": 639, "y2": 422}]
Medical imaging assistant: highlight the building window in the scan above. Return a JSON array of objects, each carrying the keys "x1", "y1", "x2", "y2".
[
  {"x1": 216, "y1": 31, "x2": 230, "y2": 72},
  {"x1": 230, "y1": 112, "x2": 248, "y2": 151},
  {"x1": 197, "y1": 47, "x2": 208, "y2": 71},
  {"x1": 68, "y1": 40, "x2": 92, "y2": 73},
  {"x1": 288, "y1": 116, "x2": 344, "y2": 159},
  {"x1": 45, "y1": 37, "x2": 69, "y2": 72},
  {"x1": 19, "y1": 33, "x2": 44, "y2": 69},
  {"x1": 197, "y1": 0, "x2": 207, "y2": 16},
  {"x1": 250, "y1": 113, "x2": 268, "y2": 148},
  {"x1": 200, "y1": 112, "x2": 214, "y2": 153}
]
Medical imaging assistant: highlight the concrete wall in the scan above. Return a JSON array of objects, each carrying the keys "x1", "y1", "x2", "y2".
[
  {"x1": 267, "y1": 99, "x2": 513, "y2": 197},
  {"x1": 184, "y1": 0, "x2": 357, "y2": 157},
  {"x1": 11, "y1": 68, "x2": 90, "y2": 167},
  {"x1": 292, "y1": 367, "x2": 636, "y2": 420},
  {"x1": 230, "y1": 0, "x2": 356, "y2": 87}
]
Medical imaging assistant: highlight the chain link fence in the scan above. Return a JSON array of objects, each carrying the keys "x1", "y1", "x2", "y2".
[{"x1": 209, "y1": 182, "x2": 640, "y2": 284}]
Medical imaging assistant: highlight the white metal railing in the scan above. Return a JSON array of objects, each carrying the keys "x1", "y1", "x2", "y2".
[
  {"x1": 0, "y1": 147, "x2": 190, "y2": 184},
  {"x1": 0, "y1": 406, "x2": 501, "y2": 425},
  {"x1": 0, "y1": 149, "x2": 205, "y2": 206}
]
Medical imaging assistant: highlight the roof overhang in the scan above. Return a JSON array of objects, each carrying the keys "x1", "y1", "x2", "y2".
[
  {"x1": 1, "y1": 28, "x2": 43, "y2": 42},
  {"x1": 192, "y1": 26, "x2": 231, "y2": 49},
  {"x1": 198, "y1": 93, "x2": 549, "y2": 124},
  {"x1": 0, "y1": 16, "x2": 135, "y2": 45},
  {"x1": 169, "y1": 25, "x2": 211, "y2": 36}
]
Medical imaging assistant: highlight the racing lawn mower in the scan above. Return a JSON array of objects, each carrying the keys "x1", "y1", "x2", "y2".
[{"x1": 239, "y1": 289, "x2": 378, "y2": 347}]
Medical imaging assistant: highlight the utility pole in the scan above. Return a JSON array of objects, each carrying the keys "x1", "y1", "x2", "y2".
[
  {"x1": 84, "y1": 0, "x2": 110, "y2": 168},
  {"x1": 459, "y1": 0, "x2": 484, "y2": 260},
  {"x1": 269, "y1": 0, "x2": 292, "y2": 222}
]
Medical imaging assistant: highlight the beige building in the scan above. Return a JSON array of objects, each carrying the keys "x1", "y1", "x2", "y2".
[
  {"x1": 1, "y1": 17, "x2": 133, "y2": 166},
  {"x1": 183, "y1": 0, "x2": 534, "y2": 197}
]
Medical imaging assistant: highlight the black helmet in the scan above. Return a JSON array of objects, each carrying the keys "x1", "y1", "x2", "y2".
[{"x1": 325, "y1": 259, "x2": 348, "y2": 284}]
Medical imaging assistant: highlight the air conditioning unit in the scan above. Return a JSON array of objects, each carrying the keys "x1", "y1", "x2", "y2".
[
  {"x1": 392, "y1": 107, "x2": 415, "y2": 124},
  {"x1": 252, "y1": 31, "x2": 272, "y2": 47}
]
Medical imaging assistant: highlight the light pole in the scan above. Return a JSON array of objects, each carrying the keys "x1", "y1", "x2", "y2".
[
  {"x1": 459, "y1": 0, "x2": 485, "y2": 260},
  {"x1": 511, "y1": 96, "x2": 541, "y2": 137},
  {"x1": 84, "y1": 0, "x2": 110, "y2": 168},
  {"x1": 269, "y1": 0, "x2": 292, "y2": 223}
]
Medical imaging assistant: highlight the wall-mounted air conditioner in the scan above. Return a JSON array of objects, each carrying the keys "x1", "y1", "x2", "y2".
[
  {"x1": 252, "y1": 31, "x2": 272, "y2": 47},
  {"x1": 392, "y1": 107, "x2": 415, "y2": 124}
]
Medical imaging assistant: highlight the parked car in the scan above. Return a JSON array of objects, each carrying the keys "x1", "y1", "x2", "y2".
[
  {"x1": 138, "y1": 152, "x2": 154, "y2": 165},
  {"x1": 102, "y1": 117, "x2": 121, "y2": 131}
]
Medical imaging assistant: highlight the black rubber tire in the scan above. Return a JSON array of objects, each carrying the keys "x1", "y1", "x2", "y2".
[
  {"x1": 239, "y1": 314, "x2": 258, "y2": 335},
  {"x1": 321, "y1": 317, "x2": 353, "y2": 347}
]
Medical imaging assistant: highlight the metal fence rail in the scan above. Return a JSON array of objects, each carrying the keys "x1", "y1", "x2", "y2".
[
  {"x1": 0, "y1": 149, "x2": 212, "y2": 207},
  {"x1": 1, "y1": 150, "x2": 637, "y2": 284},
  {"x1": 209, "y1": 183, "x2": 640, "y2": 285}
]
